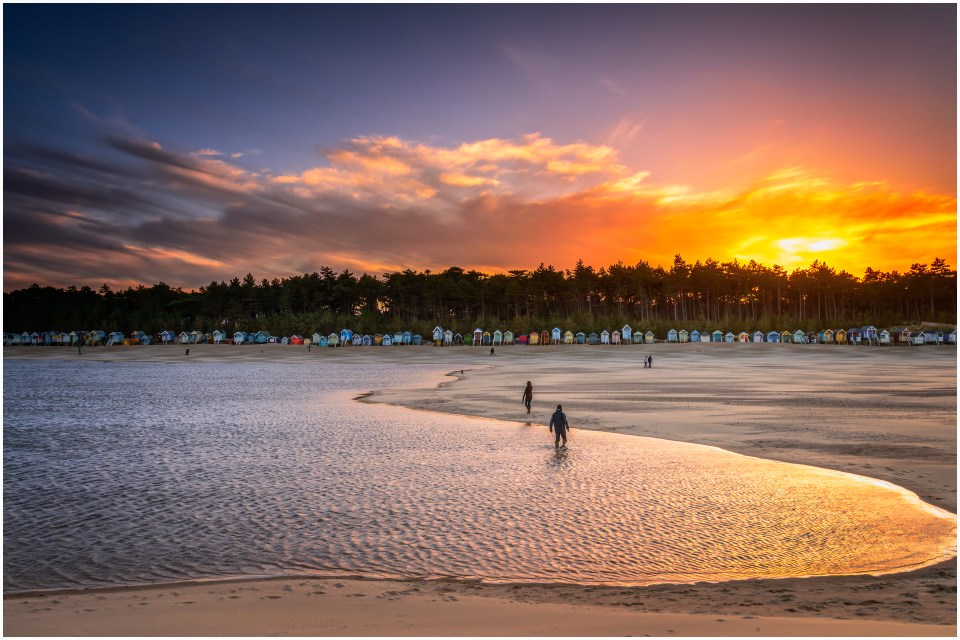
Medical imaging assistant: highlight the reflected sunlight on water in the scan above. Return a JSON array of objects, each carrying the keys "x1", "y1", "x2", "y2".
[{"x1": 3, "y1": 361, "x2": 955, "y2": 592}]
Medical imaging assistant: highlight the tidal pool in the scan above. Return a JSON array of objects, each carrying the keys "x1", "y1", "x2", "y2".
[{"x1": 3, "y1": 360, "x2": 955, "y2": 592}]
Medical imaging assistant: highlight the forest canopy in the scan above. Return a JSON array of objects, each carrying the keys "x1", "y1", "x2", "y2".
[{"x1": 4, "y1": 257, "x2": 956, "y2": 337}]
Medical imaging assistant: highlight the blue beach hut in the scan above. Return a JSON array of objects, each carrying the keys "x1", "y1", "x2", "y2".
[
  {"x1": 712, "y1": 330, "x2": 723, "y2": 342},
  {"x1": 667, "y1": 329, "x2": 678, "y2": 343},
  {"x1": 691, "y1": 330, "x2": 701, "y2": 343},
  {"x1": 552, "y1": 327, "x2": 562, "y2": 344},
  {"x1": 575, "y1": 332, "x2": 586, "y2": 344},
  {"x1": 766, "y1": 331, "x2": 780, "y2": 343},
  {"x1": 588, "y1": 332, "x2": 599, "y2": 345},
  {"x1": 493, "y1": 330, "x2": 503, "y2": 346},
  {"x1": 621, "y1": 325, "x2": 632, "y2": 343}
]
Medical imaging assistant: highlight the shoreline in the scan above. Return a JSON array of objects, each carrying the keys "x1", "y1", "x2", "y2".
[{"x1": 4, "y1": 345, "x2": 956, "y2": 635}]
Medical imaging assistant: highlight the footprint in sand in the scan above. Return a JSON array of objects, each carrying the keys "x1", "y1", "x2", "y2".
[{"x1": 261, "y1": 595, "x2": 282, "y2": 600}]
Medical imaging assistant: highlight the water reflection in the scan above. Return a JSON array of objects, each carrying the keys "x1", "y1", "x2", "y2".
[{"x1": 3, "y1": 360, "x2": 956, "y2": 593}]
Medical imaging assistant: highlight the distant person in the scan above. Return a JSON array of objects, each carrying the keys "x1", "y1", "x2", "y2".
[
  {"x1": 643, "y1": 355, "x2": 648, "y2": 368},
  {"x1": 490, "y1": 347, "x2": 495, "y2": 356},
  {"x1": 549, "y1": 403, "x2": 570, "y2": 449},
  {"x1": 648, "y1": 354, "x2": 653, "y2": 368},
  {"x1": 522, "y1": 381, "x2": 533, "y2": 413}
]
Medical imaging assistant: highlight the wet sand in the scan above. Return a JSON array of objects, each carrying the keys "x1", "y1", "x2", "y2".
[{"x1": 4, "y1": 343, "x2": 956, "y2": 636}]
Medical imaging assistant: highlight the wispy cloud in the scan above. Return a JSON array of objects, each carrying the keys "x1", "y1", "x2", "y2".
[{"x1": 3, "y1": 129, "x2": 955, "y2": 291}]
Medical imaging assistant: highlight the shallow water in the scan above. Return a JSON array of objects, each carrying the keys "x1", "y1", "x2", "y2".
[{"x1": 3, "y1": 360, "x2": 955, "y2": 593}]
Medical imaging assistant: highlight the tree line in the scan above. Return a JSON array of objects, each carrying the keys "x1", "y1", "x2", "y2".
[{"x1": 4, "y1": 256, "x2": 956, "y2": 338}]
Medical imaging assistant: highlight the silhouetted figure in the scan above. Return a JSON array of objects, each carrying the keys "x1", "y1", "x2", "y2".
[
  {"x1": 648, "y1": 354, "x2": 653, "y2": 368},
  {"x1": 185, "y1": 348, "x2": 190, "y2": 356},
  {"x1": 549, "y1": 404, "x2": 569, "y2": 448},
  {"x1": 490, "y1": 347, "x2": 495, "y2": 356},
  {"x1": 522, "y1": 381, "x2": 533, "y2": 413}
]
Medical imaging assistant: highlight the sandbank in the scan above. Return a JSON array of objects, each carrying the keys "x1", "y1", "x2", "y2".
[{"x1": 4, "y1": 343, "x2": 956, "y2": 636}]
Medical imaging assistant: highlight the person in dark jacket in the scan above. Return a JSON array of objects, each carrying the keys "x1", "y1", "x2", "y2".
[
  {"x1": 549, "y1": 404, "x2": 570, "y2": 448},
  {"x1": 522, "y1": 381, "x2": 533, "y2": 413}
]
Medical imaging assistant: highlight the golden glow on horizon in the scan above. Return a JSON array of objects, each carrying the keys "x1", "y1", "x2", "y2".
[{"x1": 223, "y1": 135, "x2": 958, "y2": 276}]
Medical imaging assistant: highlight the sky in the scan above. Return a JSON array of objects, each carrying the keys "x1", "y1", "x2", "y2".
[{"x1": 3, "y1": 3, "x2": 956, "y2": 291}]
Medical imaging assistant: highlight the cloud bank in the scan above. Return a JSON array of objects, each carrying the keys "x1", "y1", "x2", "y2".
[{"x1": 3, "y1": 130, "x2": 956, "y2": 291}]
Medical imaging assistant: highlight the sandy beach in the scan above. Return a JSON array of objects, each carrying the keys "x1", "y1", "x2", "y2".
[{"x1": 4, "y1": 343, "x2": 956, "y2": 636}]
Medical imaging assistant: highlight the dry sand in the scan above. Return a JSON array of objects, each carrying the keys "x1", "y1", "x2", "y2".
[{"x1": 3, "y1": 342, "x2": 957, "y2": 636}]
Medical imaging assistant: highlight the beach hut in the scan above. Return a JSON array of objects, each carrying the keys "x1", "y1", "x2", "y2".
[
  {"x1": 877, "y1": 329, "x2": 890, "y2": 345},
  {"x1": 514, "y1": 334, "x2": 527, "y2": 345},
  {"x1": 190, "y1": 330, "x2": 203, "y2": 344},
  {"x1": 338, "y1": 329, "x2": 352, "y2": 345},
  {"x1": 267, "y1": 336, "x2": 281, "y2": 344},
  {"x1": 212, "y1": 330, "x2": 225, "y2": 344},
  {"x1": 860, "y1": 326, "x2": 878, "y2": 343},
  {"x1": 910, "y1": 330, "x2": 926, "y2": 346},
  {"x1": 790, "y1": 330, "x2": 804, "y2": 344},
  {"x1": 766, "y1": 331, "x2": 780, "y2": 343},
  {"x1": 564, "y1": 330, "x2": 574, "y2": 344},
  {"x1": 721, "y1": 332, "x2": 732, "y2": 343},
  {"x1": 402, "y1": 331, "x2": 412, "y2": 345},
  {"x1": 834, "y1": 329, "x2": 847, "y2": 344},
  {"x1": 611, "y1": 330, "x2": 621, "y2": 345},
  {"x1": 234, "y1": 331, "x2": 247, "y2": 345},
  {"x1": 362, "y1": 334, "x2": 373, "y2": 346},
  {"x1": 493, "y1": 330, "x2": 503, "y2": 346},
  {"x1": 632, "y1": 331, "x2": 644, "y2": 344},
  {"x1": 324, "y1": 332, "x2": 338, "y2": 347},
  {"x1": 736, "y1": 332, "x2": 747, "y2": 343},
  {"x1": 817, "y1": 329, "x2": 834, "y2": 344},
  {"x1": 176, "y1": 331, "x2": 189, "y2": 345},
  {"x1": 711, "y1": 330, "x2": 723, "y2": 343},
  {"x1": 621, "y1": 325, "x2": 632, "y2": 343},
  {"x1": 588, "y1": 332, "x2": 599, "y2": 345},
  {"x1": 644, "y1": 331, "x2": 655, "y2": 344},
  {"x1": 575, "y1": 331, "x2": 586, "y2": 344},
  {"x1": 539, "y1": 330, "x2": 549, "y2": 345},
  {"x1": 432, "y1": 326, "x2": 444, "y2": 345},
  {"x1": 251, "y1": 331, "x2": 268, "y2": 344},
  {"x1": 129, "y1": 330, "x2": 146, "y2": 345},
  {"x1": 844, "y1": 328, "x2": 860, "y2": 344},
  {"x1": 690, "y1": 330, "x2": 701, "y2": 343},
  {"x1": 142, "y1": 334, "x2": 154, "y2": 345},
  {"x1": 667, "y1": 329, "x2": 678, "y2": 343},
  {"x1": 678, "y1": 329, "x2": 689, "y2": 343},
  {"x1": 890, "y1": 327, "x2": 910, "y2": 345},
  {"x1": 949, "y1": 329, "x2": 957, "y2": 345},
  {"x1": 453, "y1": 333, "x2": 463, "y2": 346},
  {"x1": 779, "y1": 330, "x2": 791, "y2": 343},
  {"x1": 482, "y1": 331, "x2": 492, "y2": 346},
  {"x1": 552, "y1": 327, "x2": 562, "y2": 344},
  {"x1": 372, "y1": 334, "x2": 383, "y2": 346},
  {"x1": 528, "y1": 331, "x2": 540, "y2": 345},
  {"x1": 503, "y1": 330, "x2": 514, "y2": 345},
  {"x1": 749, "y1": 331, "x2": 762, "y2": 343},
  {"x1": 315, "y1": 335, "x2": 328, "y2": 347},
  {"x1": 105, "y1": 331, "x2": 123, "y2": 346},
  {"x1": 7, "y1": 333, "x2": 21, "y2": 345},
  {"x1": 443, "y1": 329, "x2": 453, "y2": 346},
  {"x1": 600, "y1": 330, "x2": 610, "y2": 345},
  {"x1": 473, "y1": 328, "x2": 483, "y2": 345},
  {"x1": 291, "y1": 335, "x2": 305, "y2": 345},
  {"x1": 279, "y1": 337, "x2": 289, "y2": 345},
  {"x1": 348, "y1": 333, "x2": 361, "y2": 346},
  {"x1": 380, "y1": 334, "x2": 392, "y2": 346},
  {"x1": 388, "y1": 331, "x2": 401, "y2": 345},
  {"x1": 414, "y1": 334, "x2": 424, "y2": 346}
]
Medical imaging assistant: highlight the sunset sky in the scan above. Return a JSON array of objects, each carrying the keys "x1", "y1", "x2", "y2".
[{"x1": 4, "y1": 4, "x2": 956, "y2": 291}]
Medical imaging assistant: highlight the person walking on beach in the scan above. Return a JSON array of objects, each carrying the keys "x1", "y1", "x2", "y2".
[
  {"x1": 648, "y1": 354, "x2": 653, "y2": 368},
  {"x1": 643, "y1": 355, "x2": 648, "y2": 368},
  {"x1": 549, "y1": 404, "x2": 570, "y2": 449},
  {"x1": 522, "y1": 381, "x2": 533, "y2": 413}
]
